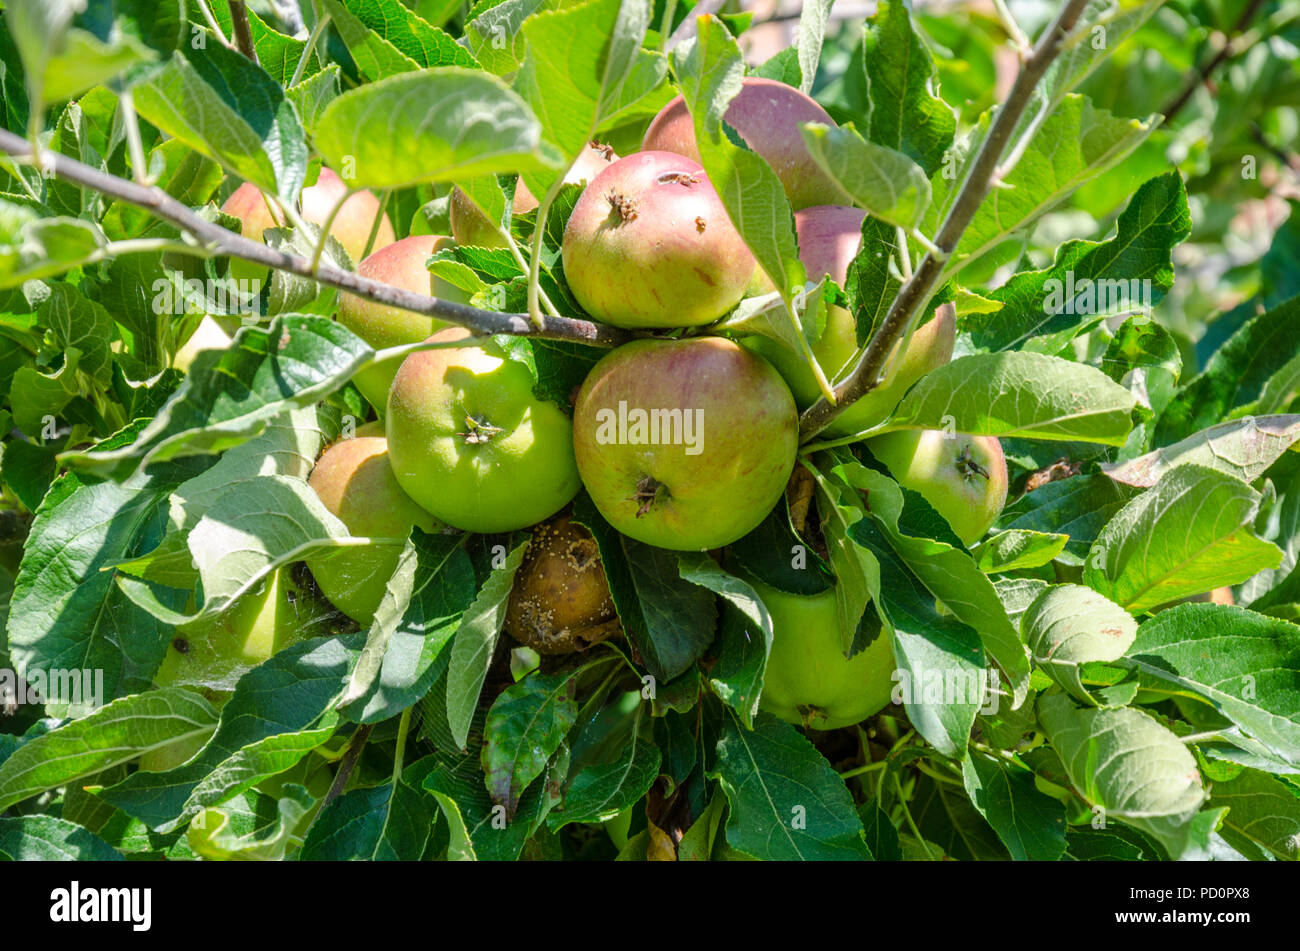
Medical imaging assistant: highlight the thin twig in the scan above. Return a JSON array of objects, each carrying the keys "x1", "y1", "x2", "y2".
[
  {"x1": 228, "y1": 1, "x2": 261, "y2": 65},
  {"x1": 0, "y1": 128, "x2": 627, "y2": 347},
  {"x1": 1161, "y1": 0, "x2": 1268, "y2": 125},
  {"x1": 318, "y1": 724, "x2": 373, "y2": 813},
  {"x1": 798, "y1": 0, "x2": 1094, "y2": 441}
]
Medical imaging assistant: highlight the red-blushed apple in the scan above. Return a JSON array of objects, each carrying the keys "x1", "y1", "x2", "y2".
[
  {"x1": 561, "y1": 151, "x2": 756, "y2": 328},
  {"x1": 641, "y1": 77, "x2": 845, "y2": 210},
  {"x1": 746, "y1": 573, "x2": 896, "y2": 731},
  {"x1": 221, "y1": 167, "x2": 396, "y2": 282},
  {"x1": 336, "y1": 235, "x2": 471, "y2": 411},
  {"x1": 505, "y1": 513, "x2": 621, "y2": 654},
  {"x1": 867, "y1": 429, "x2": 1009, "y2": 546},
  {"x1": 450, "y1": 141, "x2": 619, "y2": 249},
  {"x1": 572, "y1": 337, "x2": 798, "y2": 550},
  {"x1": 386, "y1": 327, "x2": 581, "y2": 533},
  {"x1": 742, "y1": 205, "x2": 955, "y2": 436},
  {"x1": 305, "y1": 422, "x2": 441, "y2": 625}
]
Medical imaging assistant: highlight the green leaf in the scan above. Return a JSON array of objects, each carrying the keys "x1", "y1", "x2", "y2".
[
  {"x1": 429, "y1": 788, "x2": 477, "y2": 860},
  {"x1": 1038, "y1": 692, "x2": 1207, "y2": 857},
  {"x1": 848, "y1": 516, "x2": 986, "y2": 755},
  {"x1": 964, "y1": 172, "x2": 1190, "y2": 353},
  {"x1": 187, "y1": 785, "x2": 313, "y2": 861},
  {"x1": 855, "y1": 0, "x2": 955, "y2": 176},
  {"x1": 514, "y1": 0, "x2": 665, "y2": 166},
  {"x1": 0, "y1": 688, "x2": 219, "y2": 811},
  {"x1": 1209, "y1": 767, "x2": 1300, "y2": 861},
  {"x1": 886, "y1": 351, "x2": 1137, "y2": 444},
  {"x1": 482, "y1": 667, "x2": 583, "y2": 817},
  {"x1": 712, "y1": 712, "x2": 872, "y2": 860},
  {"x1": 314, "y1": 68, "x2": 554, "y2": 190},
  {"x1": 0, "y1": 200, "x2": 106, "y2": 288},
  {"x1": 62, "y1": 316, "x2": 373, "y2": 480},
  {"x1": 800, "y1": 125, "x2": 931, "y2": 229},
  {"x1": 970, "y1": 530, "x2": 1069, "y2": 573},
  {"x1": 7, "y1": 444, "x2": 184, "y2": 713},
  {"x1": 962, "y1": 752, "x2": 1068, "y2": 860},
  {"x1": 299, "y1": 776, "x2": 437, "y2": 861},
  {"x1": 445, "y1": 539, "x2": 529, "y2": 750},
  {"x1": 571, "y1": 494, "x2": 717, "y2": 682},
  {"x1": 997, "y1": 472, "x2": 1137, "y2": 565},
  {"x1": 548, "y1": 705, "x2": 659, "y2": 829},
  {"x1": 1123, "y1": 604, "x2": 1300, "y2": 768},
  {"x1": 95, "y1": 633, "x2": 362, "y2": 830},
  {"x1": 8, "y1": 0, "x2": 156, "y2": 109},
  {"x1": 339, "y1": 532, "x2": 477, "y2": 725},
  {"x1": 838, "y1": 461, "x2": 1029, "y2": 707},
  {"x1": 1157, "y1": 295, "x2": 1300, "y2": 445},
  {"x1": 321, "y1": 0, "x2": 477, "y2": 81},
  {"x1": 925, "y1": 94, "x2": 1153, "y2": 276},
  {"x1": 1102, "y1": 415, "x2": 1300, "y2": 488},
  {"x1": 133, "y1": 41, "x2": 307, "y2": 198},
  {"x1": 0, "y1": 814, "x2": 122, "y2": 860},
  {"x1": 1084, "y1": 464, "x2": 1282, "y2": 612},
  {"x1": 1021, "y1": 584, "x2": 1137, "y2": 704},
  {"x1": 464, "y1": 0, "x2": 558, "y2": 76}
]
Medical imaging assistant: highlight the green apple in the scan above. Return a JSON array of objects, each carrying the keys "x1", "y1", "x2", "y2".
[
  {"x1": 386, "y1": 328, "x2": 581, "y2": 533},
  {"x1": 450, "y1": 141, "x2": 619, "y2": 249},
  {"x1": 572, "y1": 337, "x2": 798, "y2": 550},
  {"x1": 561, "y1": 151, "x2": 756, "y2": 329},
  {"x1": 867, "y1": 429, "x2": 1009, "y2": 546},
  {"x1": 140, "y1": 566, "x2": 321, "y2": 771},
  {"x1": 741, "y1": 205, "x2": 955, "y2": 437},
  {"x1": 748, "y1": 574, "x2": 896, "y2": 731},
  {"x1": 305, "y1": 424, "x2": 441, "y2": 624},
  {"x1": 171, "y1": 315, "x2": 233, "y2": 373},
  {"x1": 336, "y1": 234, "x2": 471, "y2": 411},
  {"x1": 152, "y1": 566, "x2": 317, "y2": 694},
  {"x1": 221, "y1": 167, "x2": 396, "y2": 283},
  {"x1": 641, "y1": 77, "x2": 844, "y2": 210}
]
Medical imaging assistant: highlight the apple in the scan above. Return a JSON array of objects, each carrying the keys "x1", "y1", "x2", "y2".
[
  {"x1": 748, "y1": 574, "x2": 896, "y2": 731},
  {"x1": 572, "y1": 337, "x2": 798, "y2": 550},
  {"x1": 641, "y1": 77, "x2": 844, "y2": 210},
  {"x1": 561, "y1": 151, "x2": 756, "y2": 329},
  {"x1": 221, "y1": 167, "x2": 396, "y2": 282},
  {"x1": 172, "y1": 315, "x2": 233, "y2": 373},
  {"x1": 336, "y1": 234, "x2": 472, "y2": 411},
  {"x1": 305, "y1": 423, "x2": 441, "y2": 625},
  {"x1": 386, "y1": 327, "x2": 581, "y2": 533},
  {"x1": 140, "y1": 566, "x2": 322, "y2": 772},
  {"x1": 866, "y1": 429, "x2": 1009, "y2": 546},
  {"x1": 741, "y1": 205, "x2": 955, "y2": 436},
  {"x1": 505, "y1": 513, "x2": 621, "y2": 654},
  {"x1": 450, "y1": 141, "x2": 619, "y2": 249},
  {"x1": 151, "y1": 565, "x2": 319, "y2": 695}
]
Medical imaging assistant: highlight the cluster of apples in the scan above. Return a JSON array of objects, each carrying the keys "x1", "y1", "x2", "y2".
[{"x1": 195, "y1": 77, "x2": 1009, "y2": 733}]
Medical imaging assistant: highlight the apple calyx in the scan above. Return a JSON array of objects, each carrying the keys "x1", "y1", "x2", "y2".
[
  {"x1": 955, "y1": 444, "x2": 992, "y2": 482},
  {"x1": 605, "y1": 189, "x2": 639, "y2": 222},
  {"x1": 630, "y1": 475, "x2": 667, "y2": 517},
  {"x1": 460, "y1": 414, "x2": 504, "y2": 445}
]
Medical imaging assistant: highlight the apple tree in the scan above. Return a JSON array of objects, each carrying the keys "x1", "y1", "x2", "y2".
[{"x1": 0, "y1": 0, "x2": 1297, "y2": 864}]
